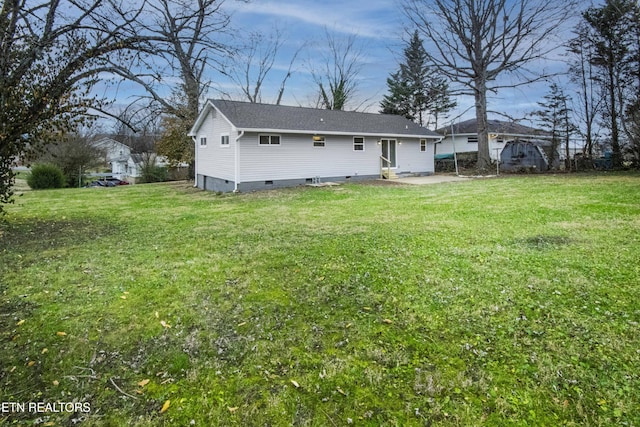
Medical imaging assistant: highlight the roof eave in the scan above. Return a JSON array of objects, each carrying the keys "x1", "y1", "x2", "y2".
[{"x1": 236, "y1": 127, "x2": 441, "y2": 139}]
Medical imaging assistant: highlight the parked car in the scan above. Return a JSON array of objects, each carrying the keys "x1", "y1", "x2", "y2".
[{"x1": 87, "y1": 178, "x2": 129, "y2": 187}]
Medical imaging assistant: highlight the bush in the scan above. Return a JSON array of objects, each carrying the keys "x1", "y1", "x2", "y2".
[
  {"x1": 26, "y1": 164, "x2": 66, "y2": 189},
  {"x1": 140, "y1": 164, "x2": 168, "y2": 183}
]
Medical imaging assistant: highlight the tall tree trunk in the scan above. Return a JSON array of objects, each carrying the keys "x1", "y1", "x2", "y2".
[
  {"x1": 474, "y1": 77, "x2": 491, "y2": 171},
  {"x1": 608, "y1": 57, "x2": 622, "y2": 168}
]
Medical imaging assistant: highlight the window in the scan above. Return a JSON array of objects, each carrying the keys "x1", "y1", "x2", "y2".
[
  {"x1": 312, "y1": 135, "x2": 326, "y2": 147},
  {"x1": 220, "y1": 134, "x2": 229, "y2": 146},
  {"x1": 467, "y1": 136, "x2": 478, "y2": 143},
  {"x1": 420, "y1": 139, "x2": 427, "y2": 152},
  {"x1": 353, "y1": 137, "x2": 365, "y2": 151},
  {"x1": 259, "y1": 135, "x2": 281, "y2": 145},
  {"x1": 200, "y1": 137, "x2": 207, "y2": 147}
]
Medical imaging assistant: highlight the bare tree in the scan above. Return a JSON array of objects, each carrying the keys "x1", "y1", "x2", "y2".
[
  {"x1": 228, "y1": 28, "x2": 305, "y2": 104},
  {"x1": 310, "y1": 30, "x2": 365, "y2": 110},
  {"x1": 104, "y1": 0, "x2": 237, "y2": 170},
  {"x1": 403, "y1": 0, "x2": 577, "y2": 171},
  {"x1": 568, "y1": 21, "x2": 604, "y2": 159},
  {"x1": 107, "y1": 0, "x2": 233, "y2": 119},
  {"x1": 0, "y1": 0, "x2": 146, "y2": 213}
]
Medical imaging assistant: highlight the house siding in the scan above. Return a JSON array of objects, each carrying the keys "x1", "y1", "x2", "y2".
[
  {"x1": 436, "y1": 135, "x2": 506, "y2": 160},
  {"x1": 195, "y1": 109, "x2": 235, "y2": 182},
  {"x1": 238, "y1": 132, "x2": 379, "y2": 182}
]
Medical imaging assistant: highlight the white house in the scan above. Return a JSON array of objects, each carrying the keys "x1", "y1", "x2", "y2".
[
  {"x1": 188, "y1": 99, "x2": 442, "y2": 192},
  {"x1": 436, "y1": 119, "x2": 551, "y2": 161},
  {"x1": 92, "y1": 137, "x2": 132, "y2": 180},
  {"x1": 92, "y1": 138, "x2": 175, "y2": 182}
]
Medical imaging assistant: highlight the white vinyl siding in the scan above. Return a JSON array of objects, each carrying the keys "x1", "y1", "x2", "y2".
[
  {"x1": 196, "y1": 110, "x2": 235, "y2": 181},
  {"x1": 238, "y1": 133, "x2": 434, "y2": 182}
]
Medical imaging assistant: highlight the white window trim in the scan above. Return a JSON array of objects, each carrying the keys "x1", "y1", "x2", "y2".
[
  {"x1": 199, "y1": 137, "x2": 207, "y2": 148},
  {"x1": 258, "y1": 134, "x2": 281, "y2": 146},
  {"x1": 220, "y1": 133, "x2": 230, "y2": 147},
  {"x1": 312, "y1": 135, "x2": 326, "y2": 148},
  {"x1": 353, "y1": 136, "x2": 365, "y2": 152}
]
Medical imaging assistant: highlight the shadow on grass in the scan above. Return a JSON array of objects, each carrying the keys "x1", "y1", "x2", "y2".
[
  {"x1": 515, "y1": 234, "x2": 575, "y2": 250},
  {"x1": 0, "y1": 217, "x2": 121, "y2": 254}
]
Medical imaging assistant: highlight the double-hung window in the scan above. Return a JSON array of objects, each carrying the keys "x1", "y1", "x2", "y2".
[
  {"x1": 220, "y1": 134, "x2": 230, "y2": 146},
  {"x1": 420, "y1": 139, "x2": 427, "y2": 152},
  {"x1": 259, "y1": 135, "x2": 281, "y2": 145},
  {"x1": 199, "y1": 137, "x2": 207, "y2": 147},
  {"x1": 313, "y1": 135, "x2": 326, "y2": 147},
  {"x1": 353, "y1": 137, "x2": 365, "y2": 151}
]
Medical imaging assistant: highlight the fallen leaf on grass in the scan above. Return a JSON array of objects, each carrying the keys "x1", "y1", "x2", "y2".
[
  {"x1": 16, "y1": 319, "x2": 25, "y2": 326},
  {"x1": 138, "y1": 379, "x2": 150, "y2": 387},
  {"x1": 52, "y1": 380, "x2": 59, "y2": 386},
  {"x1": 237, "y1": 322, "x2": 247, "y2": 327},
  {"x1": 337, "y1": 387, "x2": 347, "y2": 396},
  {"x1": 160, "y1": 400, "x2": 170, "y2": 413},
  {"x1": 228, "y1": 406, "x2": 239, "y2": 412},
  {"x1": 41, "y1": 348, "x2": 48, "y2": 354},
  {"x1": 56, "y1": 331, "x2": 67, "y2": 336},
  {"x1": 27, "y1": 361, "x2": 36, "y2": 367},
  {"x1": 120, "y1": 295, "x2": 127, "y2": 300},
  {"x1": 160, "y1": 320, "x2": 171, "y2": 329},
  {"x1": 382, "y1": 319, "x2": 393, "y2": 324},
  {"x1": 290, "y1": 380, "x2": 300, "y2": 388}
]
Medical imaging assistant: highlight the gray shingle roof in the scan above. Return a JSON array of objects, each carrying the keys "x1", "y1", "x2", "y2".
[
  {"x1": 437, "y1": 118, "x2": 548, "y2": 136},
  {"x1": 209, "y1": 99, "x2": 441, "y2": 138}
]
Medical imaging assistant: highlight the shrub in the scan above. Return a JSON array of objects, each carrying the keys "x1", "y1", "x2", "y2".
[
  {"x1": 26, "y1": 164, "x2": 66, "y2": 189},
  {"x1": 140, "y1": 164, "x2": 168, "y2": 183}
]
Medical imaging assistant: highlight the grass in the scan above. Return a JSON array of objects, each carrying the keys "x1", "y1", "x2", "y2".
[{"x1": 1, "y1": 174, "x2": 639, "y2": 426}]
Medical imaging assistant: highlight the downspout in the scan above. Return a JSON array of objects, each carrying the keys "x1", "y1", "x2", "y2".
[
  {"x1": 234, "y1": 130, "x2": 244, "y2": 192},
  {"x1": 191, "y1": 136, "x2": 198, "y2": 187}
]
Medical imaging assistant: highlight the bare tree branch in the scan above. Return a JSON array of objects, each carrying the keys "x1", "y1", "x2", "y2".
[{"x1": 403, "y1": 0, "x2": 578, "y2": 170}]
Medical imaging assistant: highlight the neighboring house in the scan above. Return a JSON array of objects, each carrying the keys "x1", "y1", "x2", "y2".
[
  {"x1": 92, "y1": 137, "x2": 132, "y2": 180},
  {"x1": 188, "y1": 99, "x2": 442, "y2": 193},
  {"x1": 93, "y1": 137, "x2": 175, "y2": 182},
  {"x1": 435, "y1": 119, "x2": 552, "y2": 162}
]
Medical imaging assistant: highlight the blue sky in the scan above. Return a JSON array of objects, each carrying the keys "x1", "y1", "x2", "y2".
[
  {"x1": 218, "y1": 0, "x2": 580, "y2": 128},
  {"x1": 219, "y1": 0, "x2": 407, "y2": 108},
  {"x1": 104, "y1": 0, "x2": 580, "y2": 130}
]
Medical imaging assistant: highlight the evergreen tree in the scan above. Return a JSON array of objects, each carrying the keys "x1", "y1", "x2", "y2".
[
  {"x1": 533, "y1": 83, "x2": 576, "y2": 170},
  {"x1": 380, "y1": 31, "x2": 455, "y2": 128},
  {"x1": 583, "y1": 0, "x2": 640, "y2": 168}
]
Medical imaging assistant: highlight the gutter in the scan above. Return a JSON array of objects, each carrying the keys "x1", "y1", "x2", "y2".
[
  {"x1": 191, "y1": 136, "x2": 198, "y2": 187},
  {"x1": 234, "y1": 130, "x2": 244, "y2": 192}
]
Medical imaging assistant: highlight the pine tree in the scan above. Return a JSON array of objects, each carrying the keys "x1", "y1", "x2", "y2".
[
  {"x1": 380, "y1": 31, "x2": 455, "y2": 128},
  {"x1": 583, "y1": 0, "x2": 640, "y2": 168},
  {"x1": 533, "y1": 83, "x2": 576, "y2": 170}
]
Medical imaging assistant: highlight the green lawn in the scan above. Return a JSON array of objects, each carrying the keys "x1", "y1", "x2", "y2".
[{"x1": 1, "y1": 174, "x2": 639, "y2": 426}]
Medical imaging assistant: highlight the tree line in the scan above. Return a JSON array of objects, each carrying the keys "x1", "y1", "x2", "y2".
[{"x1": 1, "y1": 0, "x2": 639, "y2": 213}]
